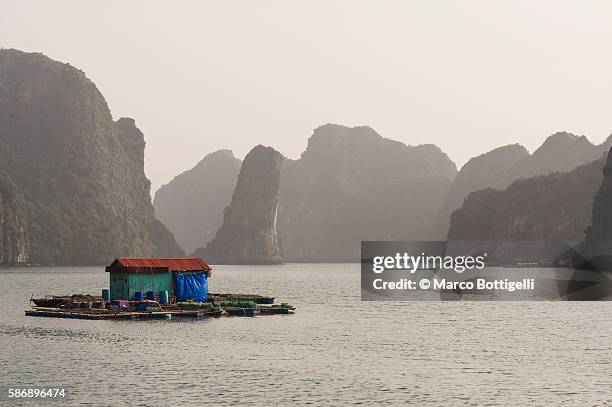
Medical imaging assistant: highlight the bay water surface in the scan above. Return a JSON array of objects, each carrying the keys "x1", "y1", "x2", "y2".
[{"x1": 1, "y1": 264, "x2": 611, "y2": 406}]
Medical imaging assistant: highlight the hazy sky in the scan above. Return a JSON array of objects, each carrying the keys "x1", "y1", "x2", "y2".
[{"x1": 3, "y1": 1, "x2": 612, "y2": 193}]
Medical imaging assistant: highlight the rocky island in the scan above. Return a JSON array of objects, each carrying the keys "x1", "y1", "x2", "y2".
[
  {"x1": 194, "y1": 145, "x2": 284, "y2": 264},
  {"x1": 278, "y1": 124, "x2": 457, "y2": 261},
  {"x1": 0, "y1": 49, "x2": 184, "y2": 264}
]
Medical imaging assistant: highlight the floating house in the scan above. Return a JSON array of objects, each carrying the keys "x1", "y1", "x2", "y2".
[{"x1": 106, "y1": 258, "x2": 212, "y2": 302}]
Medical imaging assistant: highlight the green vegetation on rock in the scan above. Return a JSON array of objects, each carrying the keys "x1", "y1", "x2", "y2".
[{"x1": 0, "y1": 49, "x2": 184, "y2": 264}]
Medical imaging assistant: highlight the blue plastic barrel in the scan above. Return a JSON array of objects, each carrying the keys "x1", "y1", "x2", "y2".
[
  {"x1": 101, "y1": 289, "x2": 110, "y2": 301},
  {"x1": 159, "y1": 290, "x2": 169, "y2": 304},
  {"x1": 135, "y1": 302, "x2": 148, "y2": 311},
  {"x1": 134, "y1": 291, "x2": 144, "y2": 301},
  {"x1": 146, "y1": 291, "x2": 156, "y2": 300}
]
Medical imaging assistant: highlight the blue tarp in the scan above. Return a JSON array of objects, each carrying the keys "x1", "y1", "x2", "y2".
[{"x1": 173, "y1": 272, "x2": 208, "y2": 302}]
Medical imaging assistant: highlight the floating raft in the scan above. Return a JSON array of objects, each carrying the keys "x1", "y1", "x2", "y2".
[
  {"x1": 30, "y1": 294, "x2": 101, "y2": 308},
  {"x1": 208, "y1": 293, "x2": 275, "y2": 304},
  {"x1": 26, "y1": 308, "x2": 172, "y2": 320},
  {"x1": 24, "y1": 305, "x2": 295, "y2": 319},
  {"x1": 26, "y1": 293, "x2": 295, "y2": 320},
  {"x1": 25, "y1": 307, "x2": 223, "y2": 320},
  {"x1": 223, "y1": 307, "x2": 259, "y2": 317},
  {"x1": 257, "y1": 305, "x2": 295, "y2": 315}
]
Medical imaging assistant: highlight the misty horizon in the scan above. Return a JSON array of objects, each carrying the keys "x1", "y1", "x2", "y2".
[{"x1": 3, "y1": 1, "x2": 612, "y2": 192}]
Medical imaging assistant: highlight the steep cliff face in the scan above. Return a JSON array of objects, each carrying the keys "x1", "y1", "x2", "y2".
[
  {"x1": 154, "y1": 150, "x2": 241, "y2": 253},
  {"x1": 438, "y1": 132, "x2": 611, "y2": 239},
  {"x1": 0, "y1": 49, "x2": 183, "y2": 264},
  {"x1": 586, "y1": 147, "x2": 612, "y2": 247},
  {"x1": 114, "y1": 118, "x2": 186, "y2": 259},
  {"x1": 193, "y1": 145, "x2": 284, "y2": 264},
  {"x1": 437, "y1": 144, "x2": 529, "y2": 233},
  {"x1": 448, "y1": 158, "x2": 604, "y2": 262},
  {"x1": 278, "y1": 124, "x2": 457, "y2": 261},
  {"x1": 0, "y1": 173, "x2": 29, "y2": 264}
]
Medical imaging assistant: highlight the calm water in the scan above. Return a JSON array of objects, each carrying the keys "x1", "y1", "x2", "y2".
[{"x1": 1, "y1": 264, "x2": 611, "y2": 406}]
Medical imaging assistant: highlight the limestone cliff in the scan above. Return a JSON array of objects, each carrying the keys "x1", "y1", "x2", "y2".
[
  {"x1": 154, "y1": 149, "x2": 241, "y2": 253},
  {"x1": 0, "y1": 49, "x2": 183, "y2": 264},
  {"x1": 508, "y1": 132, "x2": 610, "y2": 181},
  {"x1": 448, "y1": 158, "x2": 604, "y2": 262},
  {"x1": 278, "y1": 124, "x2": 457, "y2": 261},
  {"x1": 437, "y1": 144, "x2": 529, "y2": 234},
  {"x1": 193, "y1": 145, "x2": 284, "y2": 264},
  {"x1": 0, "y1": 173, "x2": 29, "y2": 264},
  {"x1": 583, "y1": 146, "x2": 612, "y2": 267},
  {"x1": 115, "y1": 118, "x2": 186, "y2": 259},
  {"x1": 587, "y1": 147, "x2": 612, "y2": 242},
  {"x1": 438, "y1": 132, "x2": 611, "y2": 239}
]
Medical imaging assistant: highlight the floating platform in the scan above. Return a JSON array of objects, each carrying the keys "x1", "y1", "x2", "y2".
[
  {"x1": 27, "y1": 292, "x2": 295, "y2": 320},
  {"x1": 257, "y1": 305, "x2": 295, "y2": 315},
  {"x1": 25, "y1": 307, "x2": 222, "y2": 320},
  {"x1": 223, "y1": 307, "x2": 258, "y2": 317},
  {"x1": 30, "y1": 294, "x2": 102, "y2": 308},
  {"x1": 208, "y1": 293, "x2": 275, "y2": 304},
  {"x1": 24, "y1": 306, "x2": 293, "y2": 320}
]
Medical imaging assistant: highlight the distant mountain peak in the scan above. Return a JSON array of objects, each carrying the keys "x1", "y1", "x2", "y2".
[
  {"x1": 314, "y1": 123, "x2": 378, "y2": 134},
  {"x1": 193, "y1": 149, "x2": 236, "y2": 168},
  {"x1": 486, "y1": 143, "x2": 528, "y2": 155},
  {"x1": 116, "y1": 117, "x2": 136, "y2": 126},
  {"x1": 211, "y1": 148, "x2": 234, "y2": 156},
  {"x1": 535, "y1": 131, "x2": 592, "y2": 154},
  {"x1": 309, "y1": 123, "x2": 382, "y2": 146},
  {"x1": 153, "y1": 147, "x2": 241, "y2": 253}
]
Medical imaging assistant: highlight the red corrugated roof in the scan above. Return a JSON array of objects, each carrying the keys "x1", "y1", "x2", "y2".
[{"x1": 110, "y1": 258, "x2": 211, "y2": 271}]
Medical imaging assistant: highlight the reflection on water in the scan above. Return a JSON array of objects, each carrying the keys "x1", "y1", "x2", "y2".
[{"x1": 1, "y1": 265, "x2": 611, "y2": 406}]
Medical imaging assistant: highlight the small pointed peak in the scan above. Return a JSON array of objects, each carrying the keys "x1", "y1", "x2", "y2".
[
  {"x1": 246, "y1": 144, "x2": 284, "y2": 160},
  {"x1": 534, "y1": 131, "x2": 593, "y2": 155},
  {"x1": 116, "y1": 117, "x2": 136, "y2": 125},
  {"x1": 206, "y1": 149, "x2": 235, "y2": 158},
  {"x1": 193, "y1": 149, "x2": 240, "y2": 170},
  {"x1": 542, "y1": 131, "x2": 587, "y2": 145}
]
